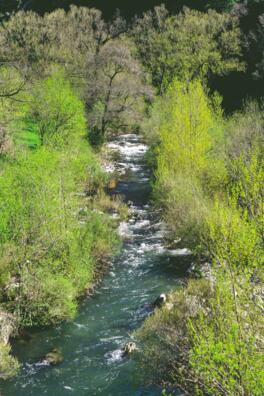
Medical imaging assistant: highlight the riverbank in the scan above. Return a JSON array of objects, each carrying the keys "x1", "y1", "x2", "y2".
[
  {"x1": 1, "y1": 134, "x2": 191, "y2": 396},
  {"x1": 136, "y1": 79, "x2": 264, "y2": 396},
  {"x1": 0, "y1": 72, "x2": 123, "y2": 382}
]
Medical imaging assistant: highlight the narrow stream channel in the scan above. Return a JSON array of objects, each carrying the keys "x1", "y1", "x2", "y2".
[{"x1": 1, "y1": 134, "x2": 191, "y2": 396}]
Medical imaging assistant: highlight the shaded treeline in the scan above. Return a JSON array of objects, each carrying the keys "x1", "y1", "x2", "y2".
[
  {"x1": 0, "y1": 0, "x2": 242, "y2": 19},
  {"x1": 1, "y1": 1, "x2": 264, "y2": 111}
]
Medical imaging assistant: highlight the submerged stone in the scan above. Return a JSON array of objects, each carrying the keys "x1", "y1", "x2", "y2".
[
  {"x1": 43, "y1": 348, "x2": 64, "y2": 366},
  {"x1": 122, "y1": 342, "x2": 138, "y2": 356}
]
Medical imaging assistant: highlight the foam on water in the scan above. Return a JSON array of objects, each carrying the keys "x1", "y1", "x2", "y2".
[{"x1": 105, "y1": 349, "x2": 124, "y2": 364}]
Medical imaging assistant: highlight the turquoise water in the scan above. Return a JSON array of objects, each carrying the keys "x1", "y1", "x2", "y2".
[{"x1": 1, "y1": 135, "x2": 190, "y2": 396}]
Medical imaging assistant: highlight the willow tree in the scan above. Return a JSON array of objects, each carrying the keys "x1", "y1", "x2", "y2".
[{"x1": 150, "y1": 79, "x2": 218, "y2": 246}]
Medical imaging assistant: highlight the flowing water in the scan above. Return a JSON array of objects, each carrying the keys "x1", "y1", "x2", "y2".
[{"x1": 1, "y1": 134, "x2": 191, "y2": 396}]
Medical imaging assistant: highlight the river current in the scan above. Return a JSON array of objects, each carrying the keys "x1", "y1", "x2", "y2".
[{"x1": 1, "y1": 134, "x2": 190, "y2": 396}]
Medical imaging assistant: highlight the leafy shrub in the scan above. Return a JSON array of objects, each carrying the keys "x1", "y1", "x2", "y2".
[
  {"x1": 159, "y1": 174, "x2": 210, "y2": 247},
  {"x1": 204, "y1": 200, "x2": 262, "y2": 270},
  {"x1": 0, "y1": 127, "x2": 119, "y2": 327},
  {"x1": 0, "y1": 342, "x2": 20, "y2": 380},
  {"x1": 135, "y1": 280, "x2": 213, "y2": 386},
  {"x1": 189, "y1": 271, "x2": 264, "y2": 396},
  {"x1": 140, "y1": 79, "x2": 263, "y2": 395},
  {"x1": 136, "y1": 273, "x2": 264, "y2": 396},
  {"x1": 16, "y1": 69, "x2": 87, "y2": 148},
  {"x1": 147, "y1": 79, "x2": 224, "y2": 247},
  {"x1": 10, "y1": 268, "x2": 77, "y2": 327}
]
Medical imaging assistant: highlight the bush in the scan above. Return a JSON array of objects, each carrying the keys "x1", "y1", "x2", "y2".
[
  {"x1": 140, "y1": 79, "x2": 264, "y2": 395},
  {"x1": 159, "y1": 174, "x2": 210, "y2": 247},
  {"x1": 189, "y1": 271, "x2": 264, "y2": 396},
  {"x1": 135, "y1": 280, "x2": 213, "y2": 386},
  {"x1": 16, "y1": 69, "x2": 87, "y2": 148},
  {"x1": 0, "y1": 342, "x2": 20, "y2": 380},
  {"x1": 204, "y1": 200, "x2": 262, "y2": 270},
  {"x1": 0, "y1": 63, "x2": 122, "y2": 349},
  {"x1": 0, "y1": 145, "x2": 119, "y2": 326},
  {"x1": 136, "y1": 272, "x2": 264, "y2": 396},
  {"x1": 146, "y1": 79, "x2": 224, "y2": 248},
  {"x1": 11, "y1": 268, "x2": 77, "y2": 327}
]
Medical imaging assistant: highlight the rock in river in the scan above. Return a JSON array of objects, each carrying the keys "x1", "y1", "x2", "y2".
[
  {"x1": 107, "y1": 178, "x2": 118, "y2": 191},
  {"x1": 153, "y1": 293, "x2": 167, "y2": 308},
  {"x1": 42, "y1": 348, "x2": 64, "y2": 366},
  {"x1": 122, "y1": 342, "x2": 138, "y2": 357}
]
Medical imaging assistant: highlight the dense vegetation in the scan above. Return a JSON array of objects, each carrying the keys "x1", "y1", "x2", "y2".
[
  {"x1": 0, "y1": 8, "x2": 142, "y2": 378},
  {"x1": 0, "y1": 1, "x2": 263, "y2": 393},
  {"x1": 136, "y1": 81, "x2": 264, "y2": 395},
  {"x1": 0, "y1": 66, "x2": 124, "y2": 374},
  {"x1": 133, "y1": 4, "x2": 264, "y2": 395}
]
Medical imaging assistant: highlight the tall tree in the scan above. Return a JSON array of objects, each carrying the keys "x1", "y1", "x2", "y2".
[
  {"x1": 87, "y1": 39, "x2": 152, "y2": 144},
  {"x1": 132, "y1": 7, "x2": 244, "y2": 93}
]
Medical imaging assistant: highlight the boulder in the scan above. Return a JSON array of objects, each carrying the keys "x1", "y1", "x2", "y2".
[
  {"x1": 43, "y1": 348, "x2": 64, "y2": 366},
  {"x1": 153, "y1": 293, "x2": 167, "y2": 308},
  {"x1": 107, "y1": 178, "x2": 118, "y2": 190},
  {"x1": 122, "y1": 342, "x2": 138, "y2": 357}
]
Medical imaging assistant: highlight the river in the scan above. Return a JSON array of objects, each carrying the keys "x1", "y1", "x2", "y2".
[{"x1": 1, "y1": 134, "x2": 191, "y2": 396}]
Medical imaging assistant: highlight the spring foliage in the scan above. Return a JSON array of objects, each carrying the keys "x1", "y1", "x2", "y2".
[
  {"x1": 0, "y1": 70, "x2": 120, "y2": 378},
  {"x1": 0, "y1": 2, "x2": 263, "y2": 390},
  {"x1": 138, "y1": 79, "x2": 264, "y2": 395}
]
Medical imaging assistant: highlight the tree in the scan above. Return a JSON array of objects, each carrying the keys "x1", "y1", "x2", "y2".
[
  {"x1": 132, "y1": 7, "x2": 243, "y2": 92},
  {"x1": 225, "y1": 102, "x2": 264, "y2": 241},
  {"x1": 238, "y1": 1, "x2": 264, "y2": 80},
  {"x1": 0, "y1": 0, "x2": 22, "y2": 22},
  {"x1": 148, "y1": 79, "x2": 217, "y2": 246},
  {"x1": 0, "y1": 11, "x2": 48, "y2": 71},
  {"x1": 44, "y1": 6, "x2": 126, "y2": 74},
  {"x1": 131, "y1": 5, "x2": 170, "y2": 94},
  {"x1": 19, "y1": 70, "x2": 86, "y2": 147},
  {"x1": 0, "y1": 64, "x2": 25, "y2": 155},
  {"x1": 0, "y1": 6, "x2": 127, "y2": 79},
  {"x1": 206, "y1": 0, "x2": 239, "y2": 11},
  {"x1": 87, "y1": 39, "x2": 152, "y2": 144},
  {"x1": 0, "y1": 63, "x2": 25, "y2": 98},
  {"x1": 253, "y1": 14, "x2": 264, "y2": 79}
]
